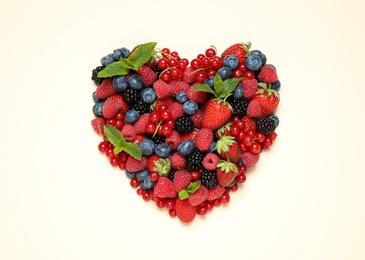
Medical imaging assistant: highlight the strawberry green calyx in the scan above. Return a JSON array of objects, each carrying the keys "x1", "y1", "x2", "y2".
[
  {"x1": 216, "y1": 135, "x2": 235, "y2": 154},
  {"x1": 216, "y1": 121, "x2": 232, "y2": 137},
  {"x1": 178, "y1": 180, "x2": 201, "y2": 200},
  {"x1": 257, "y1": 82, "x2": 280, "y2": 99},
  {"x1": 241, "y1": 41, "x2": 252, "y2": 57},
  {"x1": 153, "y1": 158, "x2": 171, "y2": 176},
  {"x1": 216, "y1": 160, "x2": 238, "y2": 174}
]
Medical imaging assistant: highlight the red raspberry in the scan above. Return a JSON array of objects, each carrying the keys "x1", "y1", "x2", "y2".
[
  {"x1": 169, "y1": 80, "x2": 189, "y2": 95},
  {"x1": 206, "y1": 185, "x2": 225, "y2": 201},
  {"x1": 171, "y1": 152, "x2": 187, "y2": 170},
  {"x1": 182, "y1": 67, "x2": 196, "y2": 84},
  {"x1": 96, "y1": 78, "x2": 117, "y2": 99},
  {"x1": 240, "y1": 78, "x2": 258, "y2": 99},
  {"x1": 102, "y1": 97, "x2": 122, "y2": 119},
  {"x1": 153, "y1": 177, "x2": 177, "y2": 198},
  {"x1": 247, "y1": 99, "x2": 262, "y2": 118},
  {"x1": 109, "y1": 94, "x2": 129, "y2": 113},
  {"x1": 165, "y1": 130, "x2": 182, "y2": 150},
  {"x1": 136, "y1": 65, "x2": 157, "y2": 87},
  {"x1": 121, "y1": 124, "x2": 136, "y2": 141},
  {"x1": 91, "y1": 117, "x2": 105, "y2": 135},
  {"x1": 240, "y1": 152, "x2": 260, "y2": 169},
  {"x1": 194, "y1": 128, "x2": 213, "y2": 152},
  {"x1": 190, "y1": 109, "x2": 204, "y2": 128},
  {"x1": 202, "y1": 153, "x2": 220, "y2": 170},
  {"x1": 169, "y1": 102, "x2": 185, "y2": 120},
  {"x1": 173, "y1": 170, "x2": 192, "y2": 192},
  {"x1": 125, "y1": 156, "x2": 147, "y2": 173},
  {"x1": 257, "y1": 65, "x2": 278, "y2": 84},
  {"x1": 133, "y1": 113, "x2": 150, "y2": 134},
  {"x1": 186, "y1": 83, "x2": 208, "y2": 104},
  {"x1": 188, "y1": 185, "x2": 208, "y2": 206},
  {"x1": 241, "y1": 116, "x2": 256, "y2": 132},
  {"x1": 153, "y1": 80, "x2": 172, "y2": 99}
]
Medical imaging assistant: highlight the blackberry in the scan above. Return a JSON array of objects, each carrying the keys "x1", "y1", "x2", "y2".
[
  {"x1": 257, "y1": 117, "x2": 276, "y2": 135},
  {"x1": 167, "y1": 169, "x2": 176, "y2": 181},
  {"x1": 200, "y1": 169, "x2": 218, "y2": 189},
  {"x1": 187, "y1": 148, "x2": 204, "y2": 170},
  {"x1": 228, "y1": 97, "x2": 249, "y2": 117},
  {"x1": 91, "y1": 66, "x2": 105, "y2": 86},
  {"x1": 175, "y1": 116, "x2": 194, "y2": 134},
  {"x1": 151, "y1": 134, "x2": 166, "y2": 146},
  {"x1": 132, "y1": 100, "x2": 150, "y2": 115},
  {"x1": 153, "y1": 64, "x2": 163, "y2": 77},
  {"x1": 122, "y1": 88, "x2": 141, "y2": 105}
]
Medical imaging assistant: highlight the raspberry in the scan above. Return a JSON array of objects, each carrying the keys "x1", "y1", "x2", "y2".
[
  {"x1": 109, "y1": 94, "x2": 129, "y2": 113},
  {"x1": 194, "y1": 128, "x2": 213, "y2": 152},
  {"x1": 206, "y1": 185, "x2": 225, "y2": 201},
  {"x1": 121, "y1": 124, "x2": 137, "y2": 141},
  {"x1": 169, "y1": 80, "x2": 189, "y2": 95},
  {"x1": 241, "y1": 78, "x2": 258, "y2": 99},
  {"x1": 202, "y1": 153, "x2": 220, "y2": 170},
  {"x1": 240, "y1": 152, "x2": 260, "y2": 169},
  {"x1": 257, "y1": 65, "x2": 278, "y2": 84},
  {"x1": 188, "y1": 185, "x2": 208, "y2": 206},
  {"x1": 190, "y1": 109, "x2": 204, "y2": 128},
  {"x1": 136, "y1": 65, "x2": 157, "y2": 87},
  {"x1": 165, "y1": 130, "x2": 182, "y2": 150},
  {"x1": 169, "y1": 102, "x2": 185, "y2": 120},
  {"x1": 153, "y1": 80, "x2": 172, "y2": 99},
  {"x1": 133, "y1": 113, "x2": 150, "y2": 134},
  {"x1": 102, "y1": 97, "x2": 122, "y2": 119},
  {"x1": 173, "y1": 170, "x2": 192, "y2": 192},
  {"x1": 91, "y1": 117, "x2": 105, "y2": 135},
  {"x1": 153, "y1": 177, "x2": 177, "y2": 198},
  {"x1": 186, "y1": 83, "x2": 208, "y2": 104},
  {"x1": 126, "y1": 156, "x2": 147, "y2": 173},
  {"x1": 96, "y1": 78, "x2": 117, "y2": 99},
  {"x1": 247, "y1": 99, "x2": 262, "y2": 118},
  {"x1": 171, "y1": 152, "x2": 187, "y2": 170}
]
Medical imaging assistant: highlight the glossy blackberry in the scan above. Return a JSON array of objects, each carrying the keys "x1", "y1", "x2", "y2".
[
  {"x1": 175, "y1": 116, "x2": 194, "y2": 134},
  {"x1": 132, "y1": 100, "x2": 150, "y2": 115},
  {"x1": 187, "y1": 148, "x2": 204, "y2": 170},
  {"x1": 257, "y1": 117, "x2": 276, "y2": 135},
  {"x1": 153, "y1": 64, "x2": 163, "y2": 77},
  {"x1": 167, "y1": 169, "x2": 176, "y2": 181},
  {"x1": 200, "y1": 169, "x2": 218, "y2": 189},
  {"x1": 122, "y1": 88, "x2": 141, "y2": 105},
  {"x1": 151, "y1": 134, "x2": 166, "y2": 146},
  {"x1": 228, "y1": 97, "x2": 249, "y2": 117},
  {"x1": 91, "y1": 66, "x2": 105, "y2": 86}
]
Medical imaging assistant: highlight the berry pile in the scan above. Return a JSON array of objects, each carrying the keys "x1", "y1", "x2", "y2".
[{"x1": 91, "y1": 42, "x2": 281, "y2": 223}]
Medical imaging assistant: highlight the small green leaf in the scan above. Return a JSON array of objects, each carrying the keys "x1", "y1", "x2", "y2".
[
  {"x1": 193, "y1": 84, "x2": 217, "y2": 96},
  {"x1": 186, "y1": 180, "x2": 201, "y2": 194},
  {"x1": 119, "y1": 58, "x2": 136, "y2": 70},
  {"x1": 214, "y1": 74, "x2": 224, "y2": 97},
  {"x1": 127, "y1": 42, "x2": 157, "y2": 69},
  {"x1": 123, "y1": 142, "x2": 142, "y2": 160},
  {"x1": 219, "y1": 77, "x2": 243, "y2": 98},
  {"x1": 178, "y1": 190, "x2": 189, "y2": 200},
  {"x1": 97, "y1": 61, "x2": 131, "y2": 78},
  {"x1": 104, "y1": 125, "x2": 123, "y2": 147},
  {"x1": 113, "y1": 146, "x2": 124, "y2": 155}
]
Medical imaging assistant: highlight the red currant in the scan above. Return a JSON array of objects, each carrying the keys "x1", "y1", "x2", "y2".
[
  {"x1": 220, "y1": 192, "x2": 230, "y2": 204},
  {"x1": 197, "y1": 53, "x2": 205, "y2": 60},
  {"x1": 191, "y1": 170, "x2": 201, "y2": 182},
  {"x1": 130, "y1": 178, "x2": 140, "y2": 188},
  {"x1": 149, "y1": 172, "x2": 159, "y2": 182},
  {"x1": 157, "y1": 58, "x2": 168, "y2": 70},
  {"x1": 160, "y1": 71, "x2": 171, "y2": 83},
  {"x1": 191, "y1": 59, "x2": 202, "y2": 70},
  {"x1": 149, "y1": 111, "x2": 161, "y2": 123},
  {"x1": 145, "y1": 122, "x2": 157, "y2": 134},
  {"x1": 235, "y1": 173, "x2": 246, "y2": 183},
  {"x1": 169, "y1": 208, "x2": 177, "y2": 217},
  {"x1": 160, "y1": 110, "x2": 172, "y2": 121},
  {"x1": 255, "y1": 132, "x2": 265, "y2": 143},
  {"x1": 168, "y1": 58, "x2": 178, "y2": 67},
  {"x1": 232, "y1": 69, "x2": 244, "y2": 78},
  {"x1": 243, "y1": 70, "x2": 254, "y2": 79},
  {"x1": 98, "y1": 142, "x2": 107, "y2": 152},
  {"x1": 249, "y1": 142, "x2": 262, "y2": 154},
  {"x1": 205, "y1": 47, "x2": 216, "y2": 57},
  {"x1": 197, "y1": 205, "x2": 208, "y2": 215},
  {"x1": 161, "y1": 125, "x2": 173, "y2": 137}
]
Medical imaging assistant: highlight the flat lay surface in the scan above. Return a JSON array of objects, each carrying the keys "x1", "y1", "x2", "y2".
[{"x1": 0, "y1": 0, "x2": 365, "y2": 259}]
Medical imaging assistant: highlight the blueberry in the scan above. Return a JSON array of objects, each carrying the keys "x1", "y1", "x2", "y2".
[
  {"x1": 136, "y1": 169, "x2": 149, "y2": 181},
  {"x1": 92, "y1": 91, "x2": 103, "y2": 103},
  {"x1": 204, "y1": 76, "x2": 215, "y2": 88},
  {"x1": 208, "y1": 141, "x2": 216, "y2": 153},
  {"x1": 100, "y1": 54, "x2": 114, "y2": 66},
  {"x1": 124, "y1": 110, "x2": 139, "y2": 124},
  {"x1": 177, "y1": 139, "x2": 195, "y2": 156},
  {"x1": 223, "y1": 55, "x2": 239, "y2": 70},
  {"x1": 268, "y1": 114, "x2": 279, "y2": 127},
  {"x1": 92, "y1": 102, "x2": 104, "y2": 117},
  {"x1": 155, "y1": 143, "x2": 171, "y2": 158},
  {"x1": 176, "y1": 91, "x2": 188, "y2": 103},
  {"x1": 261, "y1": 53, "x2": 267, "y2": 66},
  {"x1": 226, "y1": 179, "x2": 236, "y2": 187},
  {"x1": 125, "y1": 169, "x2": 136, "y2": 179},
  {"x1": 112, "y1": 49, "x2": 123, "y2": 61},
  {"x1": 237, "y1": 158, "x2": 243, "y2": 167},
  {"x1": 128, "y1": 74, "x2": 144, "y2": 90},
  {"x1": 141, "y1": 88, "x2": 157, "y2": 104},
  {"x1": 245, "y1": 54, "x2": 263, "y2": 71},
  {"x1": 138, "y1": 139, "x2": 155, "y2": 156},
  {"x1": 251, "y1": 50, "x2": 267, "y2": 66},
  {"x1": 113, "y1": 76, "x2": 128, "y2": 92},
  {"x1": 140, "y1": 176, "x2": 155, "y2": 191},
  {"x1": 183, "y1": 100, "x2": 198, "y2": 115},
  {"x1": 217, "y1": 67, "x2": 232, "y2": 80},
  {"x1": 120, "y1": 47, "x2": 130, "y2": 58},
  {"x1": 233, "y1": 85, "x2": 244, "y2": 99},
  {"x1": 271, "y1": 80, "x2": 281, "y2": 91}
]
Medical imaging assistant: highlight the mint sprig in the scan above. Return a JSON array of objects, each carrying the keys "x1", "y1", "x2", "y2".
[
  {"x1": 103, "y1": 125, "x2": 142, "y2": 160},
  {"x1": 178, "y1": 180, "x2": 201, "y2": 200},
  {"x1": 97, "y1": 42, "x2": 157, "y2": 78}
]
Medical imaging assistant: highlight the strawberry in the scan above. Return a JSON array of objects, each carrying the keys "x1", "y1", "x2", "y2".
[
  {"x1": 216, "y1": 135, "x2": 240, "y2": 164},
  {"x1": 186, "y1": 83, "x2": 208, "y2": 104},
  {"x1": 173, "y1": 170, "x2": 192, "y2": 192},
  {"x1": 136, "y1": 65, "x2": 157, "y2": 87},
  {"x1": 216, "y1": 122, "x2": 232, "y2": 138},
  {"x1": 125, "y1": 156, "x2": 147, "y2": 173},
  {"x1": 253, "y1": 83, "x2": 280, "y2": 117},
  {"x1": 147, "y1": 154, "x2": 161, "y2": 173},
  {"x1": 103, "y1": 97, "x2": 122, "y2": 119},
  {"x1": 202, "y1": 100, "x2": 232, "y2": 130},
  {"x1": 216, "y1": 161, "x2": 238, "y2": 187},
  {"x1": 175, "y1": 198, "x2": 197, "y2": 223},
  {"x1": 96, "y1": 78, "x2": 117, "y2": 99},
  {"x1": 91, "y1": 117, "x2": 105, "y2": 135},
  {"x1": 257, "y1": 65, "x2": 278, "y2": 84},
  {"x1": 109, "y1": 94, "x2": 129, "y2": 113},
  {"x1": 153, "y1": 177, "x2": 177, "y2": 199},
  {"x1": 221, "y1": 42, "x2": 251, "y2": 63},
  {"x1": 241, "y1": 152, "x2": 260, "y2": 169},
  {"x1": 206, "y1": 185, "x2": 225, "y2": 201},
  {"x1": 194, "y1": 128, "x2": 213, "y2": 151},
  {"x1": 241, "y1": 116, "x2": 256, "y2": 132},
  {"x1": 180, "y1": 129, "x2": 198, "y2": 142},
  {"x1": 240, "y1": 78, "x2": 258, "y2": 99},
  {"x1": 147, "y1": 155, "x2": 171, "y2": 176},
  {"x1": 188, "y1": 185, "x2": 208, "y2": 206}
]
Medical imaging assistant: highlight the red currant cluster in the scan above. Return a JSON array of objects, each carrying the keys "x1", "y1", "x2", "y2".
[
  {"x1": 104, "y1": 112, "x2": 126, "y2": 130},
  {"x1": 157, "y1": 48, "x2": 189, "y2": 83},
  {"x1": 98, "y1": 141, "x2": 128, "y2": 169},
  {"x1": 145, "y1": 105, "x2": 174, "y2": 137}
]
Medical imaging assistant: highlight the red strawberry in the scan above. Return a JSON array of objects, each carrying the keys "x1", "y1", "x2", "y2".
[
  {"x1": 132, "y1": 135, "x2": 146, "y2": 145},
  {"x1": 253, "y1": 84, "x2": 280, "y2": 117},
  {"x1": 173, "y1": 170, "x2": 192, "y2": 192},
  {"x1": 216, "y1": 135, "x2": 240, "y2": 164},
  {"x1": 241, "y1": 116, "x2": 256, "y2": 132},
  {"x1": 206, "y1": 185, "x2": 225, "y2": 201},
  {"x1": 241, "y1": 152, "x2": 260, "y2": 169},
  {"x1": 171, "y1": 152, "x2": 186, "y2": 170},
  {"x1": 188, "y1": 185, "x2": 208, "y2": 206},
  {"x1": 247, "y1": 99, "x2": 263, "y2": 118},
  {"x1": 175, "y1": 198, "x2": 197, "y2": 223},
  {"x1": 121, "y1": 124, "x2": 136, "y2": 141},
  {"x1": 103, "y1": 97, "x2": 122, "y2": 119},
  {"x1": 194, "y1": 128, "x2": 213, "y2": 151},
  {"x1": 96, "y1": 78, "x2": 117, "y2": 99},
  {"x1": 180, "y1": 129, "x2": 198, "y2": 142},
  {"x1": 147, "y1": 154, "x2": 161, "y2": 173},
  {"x1": 216, "y1": 121, "x2": 232, "y2": 138},
  {"x1": 240, "y1": 78, "x2": 258, "y2": 99},
  {"x1": 153, "y1": 177, "x2": 177, "y2": 199},
  {"x1": 221, "y1": 42, "x2": 251, "y2": 63},
  {"x1": 136, "y1": 65, "x2": 157, "y2": 87},
  {"x1": 125, "y1": 156, "x2": 147, "y2": 173},
  {"x1": 186, "y1": 83, "x2": 208, "y2": 104},
  {"x1": 109, "y1": 94, "x2": 129, "y2": 113},
  {"x1": 153, "y1": 80, "x2": 172, "y2": 99},
  {"x1": 202, "y1": 153, "x2": 220, "y2": 170},
  {"x1": 91, "y1": 117, "x2": 105, "y2": 135},
  {"x1": 216, "y1": 161, "x2": 238, "y2": 187},
  {"x1": 147, "y1": 155, "x2": 171, "y2": 176},
  {"x1": 133, "y1": 113, "x2": 150, "y2": 134},
  {"x1": 257, "y1": 65, "x2": 278, "y2": 84},
  {"x1": 202, "y1": 100, "x2": 232, "y2": 130}
]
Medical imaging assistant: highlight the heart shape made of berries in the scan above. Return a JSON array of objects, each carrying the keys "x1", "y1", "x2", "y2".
[{"x1": 91, "y1": 42, "x2": 280, "y2": 223}]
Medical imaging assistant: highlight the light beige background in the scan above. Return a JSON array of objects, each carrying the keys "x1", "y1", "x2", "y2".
[{"x1": 1, "y1": 0, "x2": 365, "y2": 259}]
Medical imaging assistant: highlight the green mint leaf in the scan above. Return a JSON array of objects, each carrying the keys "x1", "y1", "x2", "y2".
[
  {"x1": 104, "y1": 125, "x2": 124, "y2": 147},
  {"x1": 123, "y1": 142, "x2": 142, "y2": 160},
  {"x1": 186, "y1": 180, "x2": 201, "y2": 195},
  {"x1": 113, "y1": 146, "x2": 124, "y2": 155},
  {"x1": 97, "y1": 61, "x2": 131, "y2": 78},
  {"x1": 219, "y1": 77, "x2": 244, "y2": 98},
  {"x1": 214, "y1": 74, "x2": 224, "y2": 97},
  {"x1": 178, "y1": 190, "x2": 189, "y2": 200},
  {"x1": 127, "y1": 42, "x2": 157, "y2": 70},
  {"x1": 193, "y1": 84, "x2": 217, "y2": 97},
  {"x1": 119, "y1": 58, "x2": 136, "y2": 70}
]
